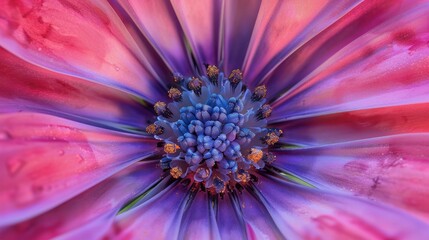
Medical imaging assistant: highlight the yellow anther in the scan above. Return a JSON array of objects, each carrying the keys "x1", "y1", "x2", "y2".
[
  {"x1": 168, "y1": 87, "x2": 182, "y2": 101},
  {"x1": 252, "y1": 85, "x2": 267, "y2": 101},
  {"x1": 258, "y1": 104, "x2": 272, "y2": 119},
  {"x1": 145, "y1": 124, "x2": 163, "y2": 135},
  {"x1": 237, "y1": 172, "x2": 249, "y2": 183},
  {"x1": 228, "y1": 69, "x2": 243, "y2": 84},
  {"x1": 248, "y1": 148, "x2": 263, "y2": 163},
  {"x1": 265, "y1": 131, "x2": 280, "y2": 145},
  {"x1": 164, "y1": 143, "x2": 180, "y2": 154},
  {"x1": 170, "y1": 166, "x2": 183, "y2": 179},
  {"x1": 146, "y1": 124, "x2": 157, "y2": 134},
  {"x1": 207, "y1": 65, "x2": 219, "y2": 81}
]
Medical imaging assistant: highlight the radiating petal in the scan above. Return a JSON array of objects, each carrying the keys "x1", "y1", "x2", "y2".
[
  {"x1": 242, "y1": 0, "x2": 359, "y2": 87},
  {"x1": 222, "y1": 0, "x2": 261, "y2": 74},
  {"x1": 273, "y1": 133, "x2": 429, "y2": 223},
  {"x1": 0, "y1": 47, "x2": 153, "y2": 131},
  {"x1": 270, "y1": 0, "x2": 429, "y2": 116},
  {"x1": 171, "y1": 0, "x2": 223, "y2": 72},
  {"x1": 255, "y1": 174, "x2": 429, "y2": 239},
  {"x1": 0, "y1": 0, "x2": 166, "y2": 101},
  {"x1": 115, "y1": 0, "x2": 195, "y2": 76},
  {"x1": 216, "y1": 193, "x2": 248, "y2": 239},
  {"x1": 0, "y1": 161, "x2": 161, "y2": 240},
  {"x1": 107, "y1": 182, "x2": 190, "y2": 239},
  {"x1": 0, "y1": 112, "x2": 157, "y2": 226},
  {"x1": 234, "y1": 188, "x2": 285, "y2": 239},
  {"x1": 179, "y1": 192, "x2": 221, "y2": 240},
  {"x1": 272, "y1": 102, "x2": 429, "y2": 146}
]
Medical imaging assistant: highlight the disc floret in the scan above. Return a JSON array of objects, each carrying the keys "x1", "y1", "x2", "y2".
[{"x1": 148, "y1": 65, "x2": 282, "y2": 193}]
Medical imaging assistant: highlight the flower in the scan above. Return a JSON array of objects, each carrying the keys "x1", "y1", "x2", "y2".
[{"x1": 1, "y1": 0, "x2": 429, "y2": 239}]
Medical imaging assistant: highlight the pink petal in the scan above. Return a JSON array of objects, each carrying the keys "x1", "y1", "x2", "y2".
[
  {"x1": 270, "y1": 0, "x2": 429, "y2": 115},
  {"x1": 232, "y1": 190, "x2": 286, "y2": 239},
  {"x1": 216, "y1": 193, "x2": 248, "y2": 239},
  {"x1": 0, "y1": 161, "x2": 161, "y2": 240},
  {"x1": 116, "y1": 0, "x2": 194, "y2": 75},
  {"x1": 0, "y1": 47, "x2": 153, "y2": 130},
  {"x1": 171, "y1": 0, "x2": 223, "y2": 72},
  {"x1": 222, "y1": 0, "x2": 261, "y2": 74},
  {"x1": 0, "y1": 0, "x2": 166, "y2": 100},
  {"x1": 272, "y1": 102, "x2": 429, "y2": 146},
  {"x1": 0, "y1": 112, "x2": 157, "y2": 225},
  {"x1": 107, "y1": 182, "x2": 189, "y2": 239},
  {"x1": 179, "y1": 192, "x2": 221, "y2": 240},
  {"x1": 243, "y1": 0, "x2": 359, "y2": 87},
  {"x1": 255, "y1": 174, "x2": 429, "y2": 239},
  {"x1": 273, "y1": 133, "x2": 429, "y2": 223}
]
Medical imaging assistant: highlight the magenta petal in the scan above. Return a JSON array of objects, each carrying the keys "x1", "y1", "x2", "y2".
[
  {"x1": 0, "y1": 0, "x2": 166, "y2": 100},
  {"x1": 171, "y1": 0, "x2": 222, "y2": 71},
  {"x1": 222, "y1": 0, "x2": 261, "y2": 74},
  {"x1": 272, "y1": 102, "x2": 429, "y2": 146},
  {"x1": 0, "y1": 161, "x2": 161, "y2": 239},
  {"x1": 116, "y1": 0, "x2": 194, "y2": 76},
  {"x1": 273, "y1": 133, "x2": 429, "y2": 223},
  {"x1": 243, "y1": 0, "x2": 359, "y2": 87},
  {"x1": 180, "y1": 193, "x2": 221, "y2": 239},
  {"x1": 0, "y1": 47, "x2": 154, "y2": 129},
  {"x1": 216, "y1": 193, "x2": 247, "y2": 239},
  {"x1": 107, "y1": 182, "x2": 189, "y2": 239},
  {"x1": 256, "y1": 174, "x2": 429, "y2": 239},
  {"x1": 270, "y1": 0, "x2": 429, "y2": 116},
  {"x1": 0, "y1": 112, "x2": 157, "y2": 226},
  {"x1": 232, "y1": 190, "x2": 286, "y2": 239}
]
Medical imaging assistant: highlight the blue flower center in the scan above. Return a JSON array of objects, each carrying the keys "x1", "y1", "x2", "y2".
[{"x1": 147, "y1": 65, "x2": 281, "y2": 193}]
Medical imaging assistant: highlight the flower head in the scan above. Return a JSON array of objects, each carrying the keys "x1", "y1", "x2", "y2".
[{"x1": 1, "y1": 0, "x2": 429, "y2": 239}]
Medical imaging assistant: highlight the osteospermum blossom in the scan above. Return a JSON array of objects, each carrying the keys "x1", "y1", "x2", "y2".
[{"x1": 1, "y1": 0, "x2": 429, "y2": 239}]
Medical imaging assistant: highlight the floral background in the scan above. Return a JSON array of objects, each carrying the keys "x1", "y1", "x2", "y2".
[{"x1": 1, "y1": 0, "x2": 429, "y2": 239}]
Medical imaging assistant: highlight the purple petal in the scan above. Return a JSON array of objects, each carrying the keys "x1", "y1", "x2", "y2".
[
  {"x1": 242, "y1": 0, "x2": 359, "y2": 87},
  {"x1": 171, "y1": 0, "x2": 223, "y2": 71},
  {"x1": 270, "y1": 0, "x2": 429, "y2": 116},
  {"x1": 113, "y1": 0, "x2": 194, "y2": 76},
  {"x1": 0, "y1": 0, "x2": 166, "y2": 101},
  {"x1": 107, "y1": 181, "x2": 189, "y2": 239},
  {"x1": 273, "y1": 133, "x2": 429, "y2": 223},
  {"x1": 0, "y1": 161, "x2": 161, "y2": 239},
  {"x1": 272, "y1": 102, "x2": 429, "y2": 146},
  {"x1": 0, "y1": 47, "x2": 154, "y2": 130},
  {"x1": 0, "y1": 112, "x2": 157, "y2": 225},
  {"x1": 254, "y1": 174, "x2": 429, "y2": 239}
]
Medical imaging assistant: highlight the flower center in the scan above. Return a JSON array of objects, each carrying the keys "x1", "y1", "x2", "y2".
[{"x1": 147, "y1": 65, "x2": 282, "y2": 193}]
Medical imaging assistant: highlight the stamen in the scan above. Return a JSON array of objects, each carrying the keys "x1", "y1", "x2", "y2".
[
  {"x1": 206, "y1": 65, "x2": 219, "y2": 85},
  {"x1": 251, "y1": 85, "x2": 267, "y2": 101},
  {"x1": 213, "y1": 177, "x2": 225, "y2": 193},
  {"x1": 170, "y1": 166, "x2": 183, "y2": 179},
  {"x1": 262, "y1": 152, "x2": 276, "y2": 164},
  {"x1": 228, "y1": 69, "x2": 243, "y2": 87},
  {"x1": 164, "y1": 143, "x2": 180, "y2": 154},
  {"x1": 168, "y1": 87, "x2": 182, "y2": 102},
  {"x1": 173, "y1": 73, "x2": 184, "y2": 83},
  {"x1": 187, "y1": 77, "x2": 203, "y2": 96},
  {"x1": 153, "y1": 66, "x2": 281, "y2": 192},
  {"x1": 236, "y1": 169, "x2": 250, "y2": 183},
  {"x1": 154, "y1": 101, "x2": 173, "y2": 118},
  {"x1": 247, "y1": 148, "x2": 263, "y2": 163},
  {"x1": 257, "y1": 104, "x2": 272, "y2": 120},
  {"x1": 146, "y1": 124, "x2": 164, "y2": 135},
  {"x1": 262, "y1": 129, "x2": 283, "y2": 145}
]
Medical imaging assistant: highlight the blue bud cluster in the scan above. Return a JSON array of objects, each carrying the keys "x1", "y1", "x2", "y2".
[{"x1": 151, "y1": 66, "x2": 278, "y2": 193}]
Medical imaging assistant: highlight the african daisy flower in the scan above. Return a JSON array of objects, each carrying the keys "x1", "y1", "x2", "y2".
[{"x1": 1, "y1": 0, "x2": 429, "y2": 239}]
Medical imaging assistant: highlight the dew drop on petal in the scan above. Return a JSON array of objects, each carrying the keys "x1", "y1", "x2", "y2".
[
  {"x1": 6, "y1": 158, "x2": 25, "y2": 177},
  {"x1": 0, "y1": 131, "x2": 11, "y2": 140}
]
